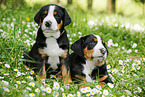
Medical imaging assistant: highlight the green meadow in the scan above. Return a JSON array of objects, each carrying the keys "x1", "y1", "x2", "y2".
[{"x1": 0, "y1": 0, "x2": 145, "y2": 97}]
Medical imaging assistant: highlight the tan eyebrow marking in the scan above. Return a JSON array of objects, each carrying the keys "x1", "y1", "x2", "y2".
[
  {"x1": 54, "y1": 11, "x2": 57, "y2": 15},
  {"x1": 102, "y1": 40, "x2": 105, "y2": 43},
  {"x1": 45, "y1": 11, "x2": 47, "y2": 14},
  {"x1": 94, "y1": 38, "x2": 97, "y2": 42}
]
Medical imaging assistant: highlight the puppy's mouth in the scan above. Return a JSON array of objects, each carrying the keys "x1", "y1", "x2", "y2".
[
  {"x1": 91, "y1": 55, "x2": 106, "y2": 61},
  {"x1": 43, "y1": 29, "x2": 58, "y2": 33}
]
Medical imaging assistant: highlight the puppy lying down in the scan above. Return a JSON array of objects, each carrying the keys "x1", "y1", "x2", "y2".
[{"x1": 69, "y1": 34, "x2": 113, "y2": 88}]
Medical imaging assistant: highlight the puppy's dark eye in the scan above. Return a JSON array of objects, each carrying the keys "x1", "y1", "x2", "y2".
[{"x1": 88, "y1": 40, "x2": 97, "y2": 50}]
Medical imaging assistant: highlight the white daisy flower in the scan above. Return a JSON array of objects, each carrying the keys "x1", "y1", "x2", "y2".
[
  {"x1": 62, "y1": 93, "x2": 66, "y2": 97},
  {"x1": 5, "y1": 64, "x2": 10, "y2": 68},
  {"x1": 80, "y1": 88, "x2": 87, "y2": 93},
  {"x1": 60, "y1": 87, "x2": 64, "y2": 91},
  {"x1": 4, "y1": 73, "x2": 9, "y2": 76},
  {"x1": 53, "y1": 91, "x2": 59, "y2": 97},
  {"x1": 53, "y1": 82, "x2": 60, "y2": 90},
  {"x1": 3, "y1": 87, "x2": 10, "y2": 92},
  {"x1": 119, "y1": 60, "x2": 123, "y2": 65},
  {"x1": 26, "y1": 87, "x2": 32, "y2": 91},
  {"x1": 137, "y1": 66, "x2": 141, "y2": 70},
  {"x1": 76, "y1": 91, "x2": 81, "y2": 97},
  {"x1": 132, "y1": 43, "x2": 137, "y2": 48},
  {"x1": 85, "y1": 87, "x2": 91, "y2": 92},
  {"x1": 90, "y1": 88, "x2": 96, "y2": 95},
  {"x1": 50, "y1": 75, "x2": 56, "y2": 79},
  {"x1": 107, "y1": 65, "x2": 111, "y2": 69},
  {"x1": 86, "y1": 93, "x2": 90, "y2": 97},
  {"x1": 45, "y1": 87, "x2": 52, "y2": 94},
  {"x1": 40, "y1": 86, "x2": 45, "y2": 91},
  {"x1": 35, "y1": 88, "x2": 40, "y2": 93},
  {"x1": 0, "y1": 76, "x2": 4, "y2": 79},
  {"x1": 107, "y1": 83, "x2": 114, "y2": 88},
  {"x1": 17, "y1": 72, "x2": 21, "y2": 76},
  {"x1": 2, "y1": 80, "x2": 9, "y2": 85},
  {"x1": 22, "y1": 81, "x2": 26, "y2": 84},
  {"x1": 30, "y1": 70, "x2": 34, "y2": 75},
  {"x1": 26, "y1": 76, "x2": 34, "y2": 80},
  {"x1": 29, "y1": 82, "x2": 35, "y2": 87},
  {"x1": 96, "y1": 85, "x2": 102, "y2": 90},
  {"x1": 137, "y1": 87, "x2": 142, "y2": 93},
  {"x1": 67, "y1": 94, "x2": 74, "y2": 97},
  {"x1": 14, "y1": 84, "x2": 18, "y2": 89},
  {"x1": 42, "y1": 93, "x2": 46, "y2": 96},
  {"x1": 29, "y1": 93, "x2": 35, "y2": 97},
  {"x1": 16, "y1": 81, "x2": 21, "y2": 84},
  {"x1": 103, "y1": 89, "x2": 109, "y2": 95},
  {"x1": 14, "y1": 69, "x2": 19, "y2": 72}
]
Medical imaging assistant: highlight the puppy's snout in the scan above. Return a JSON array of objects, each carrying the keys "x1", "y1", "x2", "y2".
[
  {"x1": 45, "y1": 21, "x2": 52, "y2": 27},
  {"x1": 100, "y1": 48, "x2": 106, "y2": 55}
]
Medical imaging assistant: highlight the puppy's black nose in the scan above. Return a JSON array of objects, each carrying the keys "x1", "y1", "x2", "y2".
[
  {"x1": 100, "y1": 48, "x2": 106, "y2": 55},
  {"x1": 45, "y1": 21, "x2": 52, "y2": 27}
]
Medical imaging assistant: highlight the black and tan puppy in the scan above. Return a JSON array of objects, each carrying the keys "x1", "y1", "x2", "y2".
[
  {"x1": 69, "y1": 34, "x2": 113, "y2": 88},
  {"x1": 23, "y1": 4, "x2": 72, "y2": 84}
]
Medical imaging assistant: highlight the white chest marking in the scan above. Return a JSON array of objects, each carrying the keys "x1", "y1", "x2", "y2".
[
  {"x1": 82, "y1": 60, "x2": 96, "y2": 82},
  {"x1": 43, "y1": 37, "x2": 65, "y2": 70}
]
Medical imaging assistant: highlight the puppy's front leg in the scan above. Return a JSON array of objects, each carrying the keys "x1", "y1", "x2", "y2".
[{"x1": 98, "y1": 63, "x2": 113, "y2": 88}]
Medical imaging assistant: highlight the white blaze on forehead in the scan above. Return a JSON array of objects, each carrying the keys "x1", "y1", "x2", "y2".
[
  {"x1": 41, "y1": 5, "x2": 58, "y2": 33},
  {"x1": 94, "y1": 35, "x2": 104, "y2": 49},
  {"x1": 93, "y1": 35, "x2": 107, "y2": 59},
  {"x1": 48, "y1": 5, "x2": 55, "y2": 16}
]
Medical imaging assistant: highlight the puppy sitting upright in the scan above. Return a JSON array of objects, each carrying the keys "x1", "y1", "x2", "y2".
[
  {"x1": 23, "y1": 4, "x2": 72, "y2": 84},
  {"x1": 70, "y1": 35, "x2": 113, "y2": 88}
]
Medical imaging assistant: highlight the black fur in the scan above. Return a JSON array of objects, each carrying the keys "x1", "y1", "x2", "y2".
[
  {"x1": 23, "y1": 4, "x2": 71, "y2": 78},
  {"x1": 70, "y1": 35, "x2": 113, "y2": 84}
]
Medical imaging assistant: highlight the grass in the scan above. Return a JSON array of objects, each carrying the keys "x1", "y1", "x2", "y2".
[{"x1": 0, "y1": 5, "x2": 145, "y2": 97}]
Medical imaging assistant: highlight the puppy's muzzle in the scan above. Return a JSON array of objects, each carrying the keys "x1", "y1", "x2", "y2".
[
  {"x1": 45, "y1": 21, "x2": 52, "y2": 27},
  {"x1": 100, "y1": 48, "x2": 106, "y2": 55}
]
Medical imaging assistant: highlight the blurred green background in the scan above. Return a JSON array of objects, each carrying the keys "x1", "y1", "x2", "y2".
[{"x1": 0, "y1": 0, "x2": 145, "y2": 18}]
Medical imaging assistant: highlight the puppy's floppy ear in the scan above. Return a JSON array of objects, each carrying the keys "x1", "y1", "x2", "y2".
[
  {"x1": 34, "y1": 9, "x2": 41, "y2": 25},
  {"x1": 71, "y1": 37, "x2": 84, "y2": 57},
  {"x1": 62, "y1": 8, "x2": 71, "y2": 27}
]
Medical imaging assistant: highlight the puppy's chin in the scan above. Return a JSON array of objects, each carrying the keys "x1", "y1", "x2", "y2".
[
  {"x1": 43, "y1": 29, "x2": 58, "y2": 33},
  {"x1": 43, "y1": 31, "x2": 60, "y2": 38}
]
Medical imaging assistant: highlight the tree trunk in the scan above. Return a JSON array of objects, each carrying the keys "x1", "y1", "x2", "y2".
[
  {"x1": 13, "y1": 0, "x2": 24, "y2": 8},
  {"x1": 0, "y1": 0, "x2": 6, "y2": 4},
  {"x1": 88, "y1": 0, "x2": 93, "y2": 10},
  {"x1": 107, "y1": 0, "x2": 116, "y2": 14},
  {"x1": 68, "y1": 0, "x2": 72, "y2": 5}
]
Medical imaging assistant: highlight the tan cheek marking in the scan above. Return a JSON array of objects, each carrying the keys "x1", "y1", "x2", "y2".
[
  {"x1": 83, "y1": 47, "x2": 94, "y2": 61},
  {"x1": 40, "y1": 19, "x2": 42, "y2": 25},
  {"x1": 38, "y1": 48, "x2": 47, "y2": 58},
  {"x1": 57, "y1": 20, "x2": 63, "y2": 31}
]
